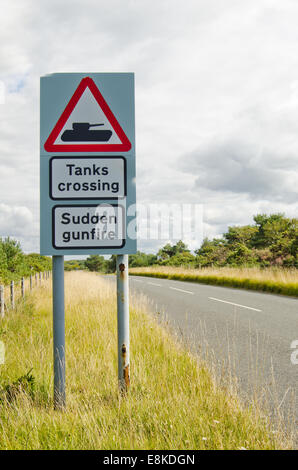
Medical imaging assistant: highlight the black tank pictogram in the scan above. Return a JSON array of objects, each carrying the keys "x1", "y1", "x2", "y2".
[{"x1": 61, "y1": 122, "x2": 112, "y2": 142}]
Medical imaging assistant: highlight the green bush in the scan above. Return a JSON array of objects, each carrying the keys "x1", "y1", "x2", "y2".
[{"x1": 0, "y1": 238, "x2": 51, "y2": 285}]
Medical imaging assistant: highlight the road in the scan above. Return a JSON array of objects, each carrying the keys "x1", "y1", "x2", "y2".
[{"x1": 106, "y1": 274, "x2": 297, "y2": 433}]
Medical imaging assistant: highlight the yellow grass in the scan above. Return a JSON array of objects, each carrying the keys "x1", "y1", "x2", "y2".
[
  {"x1": 129, "y1": 266, "x2": 298, "y2": 296},
  {"x1": 0, "y1": 271, "x2": 292, "y2": 449}
]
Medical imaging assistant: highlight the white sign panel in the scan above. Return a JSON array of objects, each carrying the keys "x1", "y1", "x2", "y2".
[
  {"x1": 50, "y1": 157, "x2": 126, "y2": 200},
  {"x1": 53, "y1": 204, "x2": 125, "y2": 249}
]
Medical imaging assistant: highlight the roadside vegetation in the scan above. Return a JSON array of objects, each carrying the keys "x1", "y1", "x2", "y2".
[
  {"x1": 68, "y1": 213, "x2": 297, "y2": 275},
  {"x1": 129, "y1": 266, "x2": 298, "y2": 297},
  {"x1": 0, "y1": 271, "x2": 291, "y2": 449},
  {"x1": 68, "y1": 213, "x2": 297, "y2": 296},
  {"x1": 0, "y1": 237, "x2": 51, "y2": 285}
]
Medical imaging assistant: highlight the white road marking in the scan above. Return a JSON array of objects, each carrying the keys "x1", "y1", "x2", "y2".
[
  {"x1": 169, "y1": 286, "x2": 194, "y2": 295},
  {"x1": 148, "y1": 282, "x2": 162, "y2": 287},
  {"x1": 132, "y1": 279, "x2": 143, "y2": 283},
  {"x1": 208, "y1": 297, "x2": 262, "y2": 312}
]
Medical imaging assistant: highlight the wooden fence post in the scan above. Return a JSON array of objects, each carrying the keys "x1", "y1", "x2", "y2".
[
  {"x1": 0, "y1": 285, "x2": 4, "y2": 318},
  {"x1": 10, "y1": 281, "x2": 14, "y2": 309},
  {"x1": 21, "y1": 277, "x2": 25, "y2": 298}
]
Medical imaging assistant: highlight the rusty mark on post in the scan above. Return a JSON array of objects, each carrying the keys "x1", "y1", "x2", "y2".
[
  {"x1": 123, "y1": 365, "x2": 130, "y2": 388},
  {"x1": 121, "y1": 343, "x2": 130, "y2": 390}
]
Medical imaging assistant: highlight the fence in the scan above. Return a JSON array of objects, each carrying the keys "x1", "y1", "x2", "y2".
[{"x1": 0, "y1": 271, "x2": 52, "y2": 318}]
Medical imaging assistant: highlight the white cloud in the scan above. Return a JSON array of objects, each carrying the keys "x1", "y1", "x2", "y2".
[
  {"x1": 0, "y1": 0, "x2": 297, "y2": 253},
  {"x1": 0, "y1": 203, "x2": 35, "y2": 236}
]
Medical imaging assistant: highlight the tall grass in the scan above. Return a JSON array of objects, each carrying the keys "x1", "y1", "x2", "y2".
[
  {"x1": 0, "y1": 272, "x2": 291, "y2": 449},
  {"x1": 129, "y1": 266, "x2": 298, "y2": 297}
]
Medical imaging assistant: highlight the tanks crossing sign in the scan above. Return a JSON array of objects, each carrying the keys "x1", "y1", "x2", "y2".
[{"x1": 40, "y1": 73, "x2": 136, "y2": 255}]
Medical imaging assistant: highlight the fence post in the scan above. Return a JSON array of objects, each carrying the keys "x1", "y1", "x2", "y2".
[
  {"x1": 39, "y1": 272, "x2": 42, "y2": 285},
  {"x1": 21, "y1": 277, "x2": 25, "y2": 298},
  {"x1": 0, "y1": 285, "x2": 4, "y2": 318},
  {"x1": 116, "y1": 254, "x2": 130, "y2": 393},
  {"x1": 10, "y1": 281, "x2": 14, "y2": 309},
  {"x1": 30, "y1": 275, "x2": 33, "y2": 290}
]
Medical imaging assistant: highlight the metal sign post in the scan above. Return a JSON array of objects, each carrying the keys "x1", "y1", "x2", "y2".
[
  {"x1": 116, "y1": 255, "x2": 130, "y2": 392},
  {"x1": 52, "y1": 255, "x2": 66, "y2": 409}
]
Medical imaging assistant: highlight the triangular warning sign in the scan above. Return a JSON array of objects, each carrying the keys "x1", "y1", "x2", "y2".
[{"x1": 44, "y1": 77, "x2": 131, "y2": 152}]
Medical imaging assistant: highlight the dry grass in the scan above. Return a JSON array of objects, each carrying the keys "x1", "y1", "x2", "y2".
[
  {"x1": 0, "y1": 271, "x2": 292, "y2": 449},
  {"x1": 129, "y1": 266, "x2": 298, "y2": 296}
]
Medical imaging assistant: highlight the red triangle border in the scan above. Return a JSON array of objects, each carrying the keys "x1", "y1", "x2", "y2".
[{"x1": 44, "y1": 77, "x2": 132, "y2": 152}]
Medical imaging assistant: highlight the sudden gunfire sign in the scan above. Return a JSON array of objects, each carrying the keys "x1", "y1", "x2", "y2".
[
  {"x1": 40, "y1": 73, "x2": 136, "y2": 255},
  {"x1": 53, "y1": 205, "x2": 124, "y2": 249}
]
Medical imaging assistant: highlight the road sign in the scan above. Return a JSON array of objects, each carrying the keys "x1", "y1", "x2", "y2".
[
  {"x1": 44, "y1": 77, "x2": 131, "y2": 152},
  {"x1": 40, "y1": 73, "x2": 135, "y2": 406},
  {"x1": 40, "y1": 73, "x2": 136, "y2": 255}
]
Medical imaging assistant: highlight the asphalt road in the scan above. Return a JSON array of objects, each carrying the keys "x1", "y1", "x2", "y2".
[{"x1": 106, "y1": 274, "x2": 297, "y2": 433}]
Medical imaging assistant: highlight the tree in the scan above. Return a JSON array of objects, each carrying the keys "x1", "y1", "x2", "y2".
[
  {"x1": 194, "y1": 214, "x2": 298, "y2": 268},
  {"x1": 224, "y1": 225, "x2": 258, "y2": 247},
  {"x1": 253, "y1": 214, "x2": 298, "y2": 266},
  {"x1": 85, "y1": 255, "x2": 106, "y2": 272},
  {"x1": 157, "y1": 240, "x2": 190, "y2": 261},
  {"x1": 195, "y1": 238, "x2": 229, "y2": 267},
  {"x1": 25, "y1": 253, "x2": 52, "y2": 273},
  {"x1": 165, "y1": 251, "x2": 196, "y2": 266},
  {"x1": 0, "y1": 243, "x2": 8, "y2": 282},
  {"x1": 226, "y1": 244, "x2": 258, "y2": 267},
  {"x1": 0, "y1": 237, "x2": 26, "y2": 280},
  {"x1": 129, "y1": 252, "x2": 157, "y2": 267},
  {"x1": 106, "y1": 255, "x2": 117, "y2": 273},
  {"x1": 64, "y1": 259, "x2": 86, "y2": 271}
]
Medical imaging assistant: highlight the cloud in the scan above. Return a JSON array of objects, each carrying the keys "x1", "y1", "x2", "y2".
[
  {"x1": 0, "y1": 0, "x2": 297, "y2": 253},
  {"x1": 0, "y1": 203, "x2": 35, "y2": 237},
  {"x1": 182, "y1": 139, "x2": 298, "y2": 203}
]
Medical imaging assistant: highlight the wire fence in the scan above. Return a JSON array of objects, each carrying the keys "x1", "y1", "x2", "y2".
[{"x1": 0, "y1": 271, "x2": 52, "y2": 318}]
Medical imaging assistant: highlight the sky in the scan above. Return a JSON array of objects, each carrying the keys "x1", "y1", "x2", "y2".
[{"x1": 0, "y1": 0, "x2": 297, "y2": 255}]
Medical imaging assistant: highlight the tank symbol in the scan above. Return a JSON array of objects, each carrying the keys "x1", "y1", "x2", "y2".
[{"x1": 61, "y1": 122, "x2": 112, "y2": 142}]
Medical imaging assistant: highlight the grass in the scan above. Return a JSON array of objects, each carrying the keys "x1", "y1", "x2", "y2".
[
  {"x1": 129, "y1": 266, "x2": 298, "y2": 297},
  {"x1": 0, "y1": 271, "x2": 292, "y2": 449}
]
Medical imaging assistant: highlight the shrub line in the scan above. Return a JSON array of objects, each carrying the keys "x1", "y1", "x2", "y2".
[{"x1": 130, "y1": 271, "x2": 298, "y2": 297}]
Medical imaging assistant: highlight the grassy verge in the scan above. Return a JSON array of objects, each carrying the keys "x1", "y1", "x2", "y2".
[
  {"x1": 129, "y1": 266, "x2": 298, "y2": 297},
  {"x1": 0, "y1": 272, "x2": 291, "y2": 449}
]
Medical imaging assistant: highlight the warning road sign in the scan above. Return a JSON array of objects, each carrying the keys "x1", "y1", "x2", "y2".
[
  {"x1": 44, "y1": 76, "x2": 131, "y2": 152},
  {"x1": 40, "y1": 73, "x2": 136, "y2": 255}
]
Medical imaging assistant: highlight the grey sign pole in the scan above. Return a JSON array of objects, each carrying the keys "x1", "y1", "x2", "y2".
[
  {"x1": 116, "y1": 254, "x2": 130, "y2": 393},
  {"x1": 52, "y1": 255, "x2": 66, "y2": 409}
]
